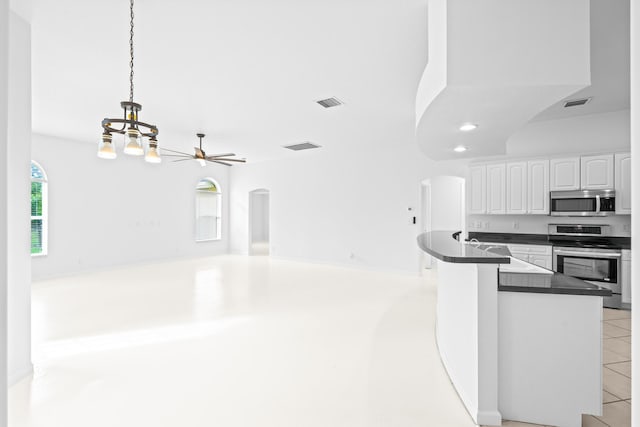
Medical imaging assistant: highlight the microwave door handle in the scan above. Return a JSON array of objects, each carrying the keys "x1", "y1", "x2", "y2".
[{"x1": 596, "y1": 195, "x2": 601, "y2": 213}]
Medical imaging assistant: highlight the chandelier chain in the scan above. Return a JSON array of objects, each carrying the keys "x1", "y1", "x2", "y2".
[{"x1": 129, "y1": 0, "x2": 135, "y2": 103}]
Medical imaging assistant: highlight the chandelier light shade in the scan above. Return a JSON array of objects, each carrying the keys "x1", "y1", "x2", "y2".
[{"x1": 99, "y1": 0, "x2": 161, "y2": 163}]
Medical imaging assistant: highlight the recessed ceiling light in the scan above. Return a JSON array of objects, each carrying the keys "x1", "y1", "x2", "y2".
[
  {"x1": 459, "y1": 123, "x2": 478, "y2": 132},
  {"x1": 454, "y1": 146, "x2": 467, "y2": 153}
]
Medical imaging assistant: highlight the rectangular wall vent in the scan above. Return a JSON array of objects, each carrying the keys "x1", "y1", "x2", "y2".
[
  {"x1": 283, "y1": 142, "x2": 321, "y2": 151},
  {"x1": 563, "y1": 97, "x2": 592, "y2": 108},
  {"x1": 316, "y1": 97, "x2": 343, "y2": 108}
]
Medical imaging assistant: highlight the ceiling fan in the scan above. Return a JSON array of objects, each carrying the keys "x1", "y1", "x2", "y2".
[{"x1": 161, "y1": 133, "x2": 246, "y2": 167}]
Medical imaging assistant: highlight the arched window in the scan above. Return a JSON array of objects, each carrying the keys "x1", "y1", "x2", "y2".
[
  {"x1": 31, "y1": 161, "x2": 48, "y2": 256},
  {"x1": 195, "y1": 178, "x2": 221, "y2": 241}
]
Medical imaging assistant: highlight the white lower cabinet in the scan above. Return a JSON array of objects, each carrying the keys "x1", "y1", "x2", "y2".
[
  {"x1": 528, "y1": 254, "x2": 553, "y2": 270},
  {"x1": 478, "y1": 243, "x2": 553, "y2": 269},
  {"x1": 506, "y1": 244, "x2": 552, "y2": 270},
  {"x1": 622, "y1": 250, "x2": 631, "y2": 305}
]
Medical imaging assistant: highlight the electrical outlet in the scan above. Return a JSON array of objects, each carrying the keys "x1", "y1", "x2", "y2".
[
  {"x1": 513, "y1": 222, "x2": 519, "y2": 230},
  {"x1": 484, "y1": 221, "x2": 490, "y2": 230},
  {"x1": 476, "y1": 221, "x2": 483, "y2": 229}
]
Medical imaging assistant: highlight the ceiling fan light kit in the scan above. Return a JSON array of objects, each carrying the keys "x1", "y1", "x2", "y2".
[{"x1": 98, "y1": 0, "x2": 161, "y2": 163}]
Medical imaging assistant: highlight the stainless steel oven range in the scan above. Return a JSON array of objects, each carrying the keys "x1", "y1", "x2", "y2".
[{"x1": 549, "y1": 224, "x2": 622, "y2": 308}]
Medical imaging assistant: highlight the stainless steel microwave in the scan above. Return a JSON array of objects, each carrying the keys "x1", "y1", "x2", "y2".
[{"x1": 550, "y1": 189, "x2": 616, "y2": 216}]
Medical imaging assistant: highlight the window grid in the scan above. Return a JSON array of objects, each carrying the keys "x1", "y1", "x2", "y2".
[{"x1": 31, "y1": 161, "x2": 48, "y2": 256}]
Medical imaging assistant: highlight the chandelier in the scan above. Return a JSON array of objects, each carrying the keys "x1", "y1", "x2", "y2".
[{"x1": 98, "y1": 0, "x2": 161, "y2": 164}]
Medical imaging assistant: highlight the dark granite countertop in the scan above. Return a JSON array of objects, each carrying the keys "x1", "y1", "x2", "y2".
[
  {"x1": 498, "y1": 271, "x2": 612, "y2": 296},
  {"x1": 468, "y1": 232, "x2": 550, "y2": 246},
  {"x1": 417, "y1": 231, "x2": 611, "y2": 296},
  {"x1": 417, "y1": 231, "x2": 511, "y2": 264}
]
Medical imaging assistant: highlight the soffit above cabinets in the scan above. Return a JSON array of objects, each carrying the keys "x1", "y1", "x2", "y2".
[{"x1": 415, "y1": 0, "x2": 591, "y2": 161}]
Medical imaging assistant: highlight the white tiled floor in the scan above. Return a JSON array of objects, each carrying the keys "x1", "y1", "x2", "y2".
[
  {"x1": 10, "y1": 256, "x2": 477, "y2": 427},
  {"x1": 10, "y1": 257, "x2": 632, "y2": 426}
]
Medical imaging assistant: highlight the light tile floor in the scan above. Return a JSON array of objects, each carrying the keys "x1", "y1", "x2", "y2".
[
  {"x1": 10, "y1": 257, "x2": 633, "y2": 427},
  {"x1": 10, "y1": 256, "x2": 478, "y2": 427}
]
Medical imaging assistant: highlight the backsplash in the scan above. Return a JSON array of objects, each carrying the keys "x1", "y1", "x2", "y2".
[{"x1": 467, "y1": 214, "x2": 631, "y2": 237}]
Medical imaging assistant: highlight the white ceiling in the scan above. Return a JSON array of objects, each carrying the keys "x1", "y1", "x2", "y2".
[
  {"x1": 532, "y1": 0, "x2": 630, "y2": 121},
  {"x1": 21, "y1": 0, "x2": 631, "y2": 162},
  {"x1": 26, "y1": 0, "x2": 430, "y2": 162}
]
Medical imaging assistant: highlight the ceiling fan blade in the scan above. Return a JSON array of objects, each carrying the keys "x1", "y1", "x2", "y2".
[
  {"x1": 160, "y1": 148, "x2": 192, "y2": 156},
  {"x1": 208, "y1": 157, "x2": 246, "y2": 163},
  {"x1": 162, "y1": 154, "x2": 194, "y2": 158},
  {"x1": 209, "y1": 159, "x2": 233, "y2": 167},
  {"x1": 172, "y1": 158, "x2": 195, "y2": 163},
  {"x1": 206, "y1": 153, "x2": 235, "y2": 158}
]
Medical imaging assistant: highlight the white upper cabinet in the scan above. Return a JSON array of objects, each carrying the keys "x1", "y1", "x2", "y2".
[
  {"x1": 615, "y1": 152, "x2": 631, "y2": 214},
  {"x1": 506, "y1": 162, "x2": 527, "y2": 214},
  {"x1": 550, "y1": 157, "x2": 580, "y2": 191},
  {"x1": 469, "y1": 165, "x2": 487, "y2": 214},
  {"x1": 527, "y1": 160, "x2": 550, "y2": 215},
  {"x1": 580, "y1": 154, "x2": 614, "y2": 190},
  {"x1": 486, "y1": 164, "x2": 506, "y2": 214}
]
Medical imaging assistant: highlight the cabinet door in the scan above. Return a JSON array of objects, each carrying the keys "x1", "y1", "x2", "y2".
[
  {"x1": 527, "y1": 160, "x2": 550, "y2": 214},
  {"x1": 550, "y1": 157, "x2": 580, "y2": 191},
  {"x1": 581, "y1": 154, "x2": 614, "y2": 190},
  {"x1": 529, "y1": 254, "x2": 552, "y2": 270},
  {"x1": 469, "y1": 165, "x2": 487, "y2": 214},
  {"x1": 615, "y1": 152, "x2": 632, "y2": 214},
  {"x1": 506, "y1": 162, "x2": 527, "y2": 214},
  {"x1": 486, "y1": 164, "x2": 506, "y2": 214},
  {"x1": 510, "y1": 252, "x2": 529, "y2": 262}
]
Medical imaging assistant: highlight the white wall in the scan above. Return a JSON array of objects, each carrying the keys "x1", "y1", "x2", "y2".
[
  {"x1": 31, "y1": 134, "x2": 231, "y2": 280},
  {"x1": 506, "y1": 109, "x2": 630, "y2": 157},
  {"x1": 7, "y1": 11, "x2": 31, "y2": 385},
  {"x1": 230, "y1": 142, "x2": 469, "y2": 274},
  {"x1": 0, "y1": 0, "x2": 8, "y2": 424}
]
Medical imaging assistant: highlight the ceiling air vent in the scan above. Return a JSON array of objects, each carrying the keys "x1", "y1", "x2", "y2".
[
  {"x1": 316, "y1": 97, "x2": 343, "y2": 108},
  {"x1": 563, "y1": 97, "x2": 592, "y2": 108},
  {"x1": 283, "y1": 142, "x2": 321, "y2": 151}
]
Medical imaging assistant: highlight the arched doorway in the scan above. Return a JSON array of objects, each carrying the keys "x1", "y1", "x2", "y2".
[
  {"x1": 249, "y1": 189, "x2": 270, "y2": 255},
  {"x1": 420, "y1": 176, "x2": 465, "y2": 270}
]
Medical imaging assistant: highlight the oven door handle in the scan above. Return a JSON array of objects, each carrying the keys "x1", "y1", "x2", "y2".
[
  {"x1": 596, "y1": 195, "x2": 601, "y2": 214},
  {"x1": 554, "y1": 250, "x2": 621, "y2": 258}
]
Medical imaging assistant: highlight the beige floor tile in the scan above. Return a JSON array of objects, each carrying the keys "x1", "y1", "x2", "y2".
[
  {"x1": 603, "y1": 390, "x2": 623, "y2": 403},
  {"x1": 603, "y1": 367, "x2": 631, "y2": 400},
  {"x1": 604, "y1": 337, "x2": 632, "y2": 359},
  {"x1": 582, "y1": 414, "x2": 608, "y2": 426},
  {"x1": 604, "y1": 348, "x2": 629, "y2": 364},
  {"x1": 596, "y1": 400, "x2": 631, "y2": 427},
  {"x1": 606, "y1": 318, "x2": 632, "y2": 331},
  {"x1": 606, "y1": 361, "x2": 631, "y2": 378},
  {"x1": 603, "y1": 322, "x2": 632, "y2": 338},
  {"x1": 603, "y1": 308, "x2": 632, "y2": 320}
]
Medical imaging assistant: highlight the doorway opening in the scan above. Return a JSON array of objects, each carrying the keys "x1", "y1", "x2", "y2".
[
  {"x1": 420, "y1": 176, "x2": 465, "y2": 270},
  {"x1": 249, "y1": 189, "x2": 270, "y2": 255}
]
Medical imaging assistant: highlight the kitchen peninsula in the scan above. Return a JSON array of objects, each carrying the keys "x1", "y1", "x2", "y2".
[{"x1": 417, "y1": 231, "x2": 611, "y2": 427}]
